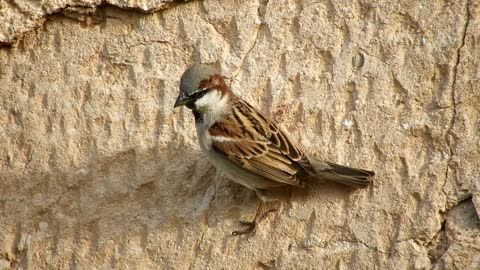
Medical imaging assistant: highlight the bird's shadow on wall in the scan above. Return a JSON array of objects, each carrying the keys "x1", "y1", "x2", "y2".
[
  {"x1": 10, "y1": 143, "x2": 360, "y2": 267},
  {"x1": 9, "y1": 145, "x2": 224, "y2": 265}
]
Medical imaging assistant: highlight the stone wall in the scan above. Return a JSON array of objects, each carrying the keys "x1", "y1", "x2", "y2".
[{"x1": 1, "y1": 0, "x2": 479, "y2": 269}]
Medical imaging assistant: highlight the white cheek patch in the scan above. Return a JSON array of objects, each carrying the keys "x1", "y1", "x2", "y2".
[
  {"x1": 194, "y1": 90, "x2": 229, "y2": 118},
  {"x1": 195, "y1": 90, "x2": 222, "y2": 109}
]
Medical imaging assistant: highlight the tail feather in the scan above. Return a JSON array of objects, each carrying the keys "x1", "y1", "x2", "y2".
[{"x1": 310, "y1": 160, "x2": 375, "y2": 188}]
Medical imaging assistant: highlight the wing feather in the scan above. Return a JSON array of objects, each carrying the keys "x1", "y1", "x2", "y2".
[{"x1": 208, "y1": 98, "x2": 314, "y2": 186}]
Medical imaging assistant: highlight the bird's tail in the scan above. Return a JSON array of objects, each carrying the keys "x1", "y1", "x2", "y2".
[{"x1": 309, "y1": 159, "x2": 374, "y2": 188}]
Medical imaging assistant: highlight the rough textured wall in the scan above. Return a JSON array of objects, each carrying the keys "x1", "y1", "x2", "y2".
[{"x1": 1, "y1": 0, "x2": 479, "y2": 269}]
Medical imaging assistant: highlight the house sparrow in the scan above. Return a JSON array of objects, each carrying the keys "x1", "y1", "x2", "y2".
[{"x1": 174, "y1": 64, "x2": 374, "y2": 235}]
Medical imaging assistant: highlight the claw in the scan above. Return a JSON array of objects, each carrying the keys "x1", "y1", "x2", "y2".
[
  {"x1": 231, "y1": 206, "x2": 277, "y2": 236},
  {"x1": 231, "y1": 221, "x2": 256, "y2": 236}
]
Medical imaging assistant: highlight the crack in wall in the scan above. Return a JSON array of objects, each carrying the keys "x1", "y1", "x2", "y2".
[
  {"x1": 442, "y1": 0, "x2": 470, "y2": 202},
  {"x1": 310, "y1": 239, "x2": 392, "y2": 256},
  {"x1": 125, "y1": 39, "x2": 173, "y2": 49},
  {"x1": 0, "y1": 0, "x2": 189, "y2": 45},
  {"x1": 230, "y1": 0, "x2": 268, "y2": 81},
  {"x1": 431, "y1": 1, "x2": 471, "y2": 266},
  {"x1": 188, "y1": 230, "x2": 206, "y2": 270},
  {"x1": 187, "y1": 183, "x2": 217, "y2": 270},
  {"x1": 196, "y1": 1, "x2": 230, "y2": 46},
  {"x1": 428, "y1": 196, "x2": 475, "y2": 266}
]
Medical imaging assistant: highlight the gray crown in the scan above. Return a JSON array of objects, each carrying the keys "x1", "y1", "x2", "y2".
[{"x1": 180, "y1": 64, "x2": 219, "y2": 96}]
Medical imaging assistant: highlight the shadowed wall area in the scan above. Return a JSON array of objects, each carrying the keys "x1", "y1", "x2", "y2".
[{"x1": 0, "y1": 0, "x2": 479, "y2": 269}]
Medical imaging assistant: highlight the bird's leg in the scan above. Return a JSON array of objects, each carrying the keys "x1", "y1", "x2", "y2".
[{"x1": 232, "y1": 201, "x2": 277, "y2": 236}]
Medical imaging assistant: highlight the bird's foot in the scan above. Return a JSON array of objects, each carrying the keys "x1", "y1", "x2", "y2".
[
  {"x1": 232, "y1": 221, "x2": 257, "y2": 236},
  {"x1": 231, "y1": 208, "x2": 277, "y2": 236}
]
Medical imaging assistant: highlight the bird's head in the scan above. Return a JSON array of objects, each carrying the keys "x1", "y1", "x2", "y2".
[{"x1": 174, "y1": 64, "x2": 230, "y2": 113}]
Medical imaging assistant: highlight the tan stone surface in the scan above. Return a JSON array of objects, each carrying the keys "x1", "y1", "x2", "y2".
[
  {"x1": 0, "y1": 0, "x2": 181, "y2": 45},
  {"x1": 1, "y1": 0, "x2": 479, "y2": 269}
]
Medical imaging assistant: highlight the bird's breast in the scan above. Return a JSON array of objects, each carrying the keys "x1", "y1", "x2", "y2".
[
  {"x1": 196, "y1": 120, "x2": 212, "y2": 152},
  {"x1": 194, "y1": 118, "x2": 285, "y2": 191}
]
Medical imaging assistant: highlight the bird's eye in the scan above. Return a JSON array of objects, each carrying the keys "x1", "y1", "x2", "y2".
[{"x1": 189, "y1": 90, "x2": 208, "y2": 100}]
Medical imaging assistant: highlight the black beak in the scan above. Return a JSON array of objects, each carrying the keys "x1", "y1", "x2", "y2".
[{"x1": 174, "y1": 92, "x2": 189, "y2": 108}]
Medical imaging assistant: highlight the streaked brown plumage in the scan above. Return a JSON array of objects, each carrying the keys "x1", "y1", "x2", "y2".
[{"x1": 174, "y1": 63, "x2": 375, "y2": 234}]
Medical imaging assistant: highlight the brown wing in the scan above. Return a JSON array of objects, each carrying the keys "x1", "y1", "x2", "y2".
[{"x1": 209, "y1": 98, "x2": 314, "y2": 186}]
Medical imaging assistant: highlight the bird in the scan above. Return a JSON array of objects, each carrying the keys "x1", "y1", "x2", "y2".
[{"x1": 174, "y1": 63, "x2": 375, "y2": 235}]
